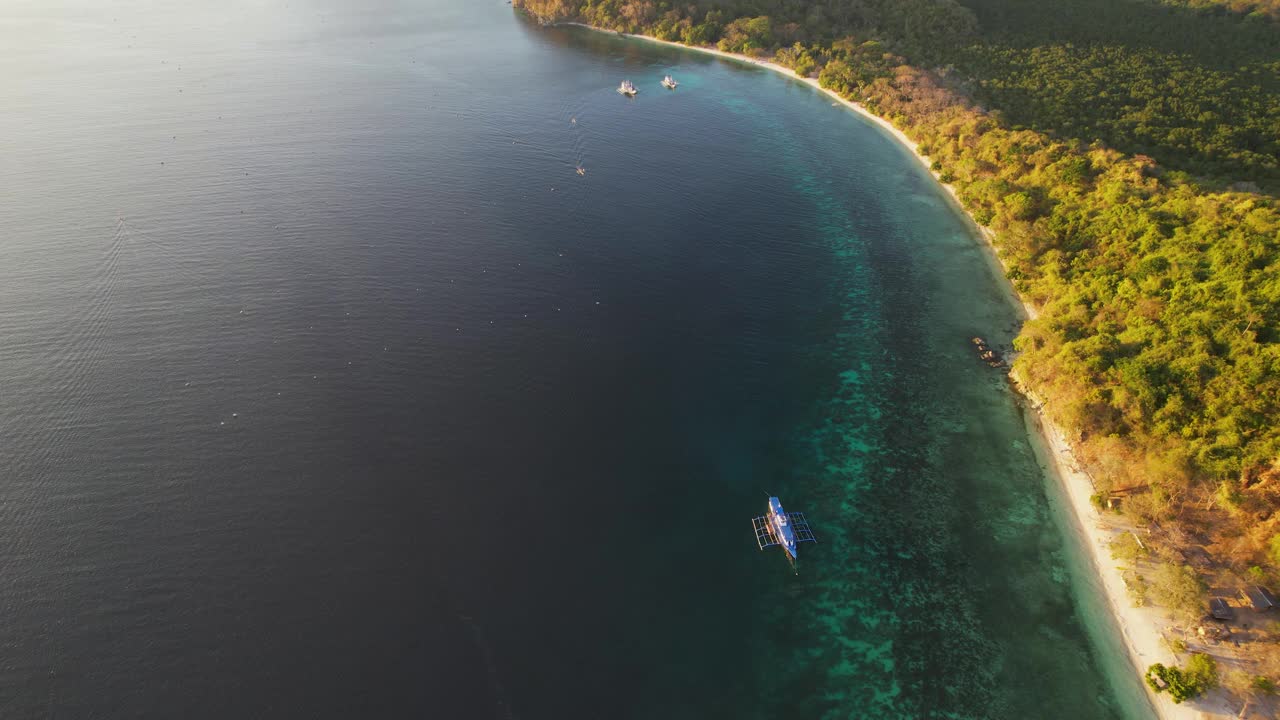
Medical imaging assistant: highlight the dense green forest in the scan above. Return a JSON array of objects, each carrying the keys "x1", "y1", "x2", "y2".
[
  {"x1": 514, "y1": 0, "x2": 1280, "y2": 570},
  {"x1": 957, "y1": 0, "x2": 1280, "y2": 187}
]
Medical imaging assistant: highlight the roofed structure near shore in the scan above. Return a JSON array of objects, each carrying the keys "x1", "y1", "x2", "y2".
[
  {"x1": 1241, "y1": 586, "x2": 1278, "y2": 612},
  {"x1": 1209, "y1": 597, "x2": 1235, "y2": 621}
]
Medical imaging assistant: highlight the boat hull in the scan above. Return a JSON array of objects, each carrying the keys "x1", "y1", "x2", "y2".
[
  {"x1": 751, "y1": 497, "x2": 816, "y2": 573},
  {"x1": 767, "y1": 497, "x2": 799, "y2": 562}
]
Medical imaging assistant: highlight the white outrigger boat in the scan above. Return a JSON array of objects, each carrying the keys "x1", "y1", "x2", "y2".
[
  {"x1": 617, "y1": 79, "x2": 638, "y2": 96},
  {"x1": 752, "y1": 496, "x2": 817, "y2": 573},
  {"x1": 661, "y1": 75, "x2": 678, "y2": 89}
]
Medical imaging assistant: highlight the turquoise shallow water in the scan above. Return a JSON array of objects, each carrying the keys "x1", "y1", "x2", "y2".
[{"x1": 0, "y1": 1, "x2": 1152, "y2": 717}]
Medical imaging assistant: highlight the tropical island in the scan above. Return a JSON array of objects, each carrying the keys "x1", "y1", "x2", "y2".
[{"x1": 515, "y1": 0, "x2": 1280, "y2": 716}]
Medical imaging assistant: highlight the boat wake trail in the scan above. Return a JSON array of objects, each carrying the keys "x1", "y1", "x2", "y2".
[
  {"x1": 114, "y1": 215, "x2": 208, "y2": 284},
  {"x1": 457, "y1": 613, "x2": 519, "y2": 720},
  {"x1": 0, "y1": 217, "x2": 132, "y2": 548},
  {"x1": 562, "y1": 95, "x2": 588, "y2": 170},
  {"x1": 557, "y1": 95, "x2": 592, "y2": 217},
  {"x1": 0, "y1": 215, "x2": 213, "y2": 526}
]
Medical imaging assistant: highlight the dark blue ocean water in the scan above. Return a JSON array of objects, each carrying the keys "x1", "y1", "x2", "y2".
[{"x1": 0, "y1": 2, "x2": 1155, "y2": 718}]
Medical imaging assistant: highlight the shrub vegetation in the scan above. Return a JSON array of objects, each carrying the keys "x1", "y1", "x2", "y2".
[{"x1": 1146, "y1": 654, "x2": 1219, "y2": 703}]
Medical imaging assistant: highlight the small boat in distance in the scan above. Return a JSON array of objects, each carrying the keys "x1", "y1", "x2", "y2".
[
  {"x1": 752, "y1": 496, "x2": 817, "y2": 573},
  {"x1": 971, "y1": 336, "x2": 1006, "y2": 368},
  {"x1": 661, "y1": 75, "x2": 679, "y2": 89},
  {"x1": 617, "y1": 79, "x2": 638, "y2": 97}
]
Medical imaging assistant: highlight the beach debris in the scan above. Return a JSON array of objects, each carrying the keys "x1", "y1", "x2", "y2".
[{"x1": 1196, "y1": 624, "x2": 1227, "y2": 640}]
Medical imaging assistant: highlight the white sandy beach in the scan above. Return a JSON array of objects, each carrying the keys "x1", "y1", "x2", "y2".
[
  {"x1": 566, "y1": 22, "x2": 1237, "y2": 720},
  {"x1": 1020, "y1": 383, "x2": 1235, "y2": 720}
]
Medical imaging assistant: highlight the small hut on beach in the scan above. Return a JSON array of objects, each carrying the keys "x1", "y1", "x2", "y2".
[
  {"x1": 1209, "y1": 597, "x2": 1235, "y2": 621},
  {"x1": 1241, "y1": 586, "x2": 1279, "y2": 612}
]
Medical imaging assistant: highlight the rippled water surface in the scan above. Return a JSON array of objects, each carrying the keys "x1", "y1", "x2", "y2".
[{"x1": 0, "y1": 1, "x2": 1155, "y2": 718}]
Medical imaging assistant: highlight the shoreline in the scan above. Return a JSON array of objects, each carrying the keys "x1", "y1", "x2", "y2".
[
  {"x1": 1017, "y1": 380, "x2": 1235, "y2": 720},
  {"x1": 563, "y1": 22, "x2": 1233, "y2": 720},
  {"x1": 562, "y1": 24, "x2": 1030, "y2": 319}
]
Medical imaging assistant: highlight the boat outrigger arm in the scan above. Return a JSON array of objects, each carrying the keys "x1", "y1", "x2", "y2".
[{"x1": 752, "y1": 496, "x2": 817, "y2": 573}]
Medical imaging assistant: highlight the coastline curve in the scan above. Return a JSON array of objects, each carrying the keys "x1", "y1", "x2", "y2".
[{"x1": 555, "y1": 21, "x2": 1227, "y2": 720}]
